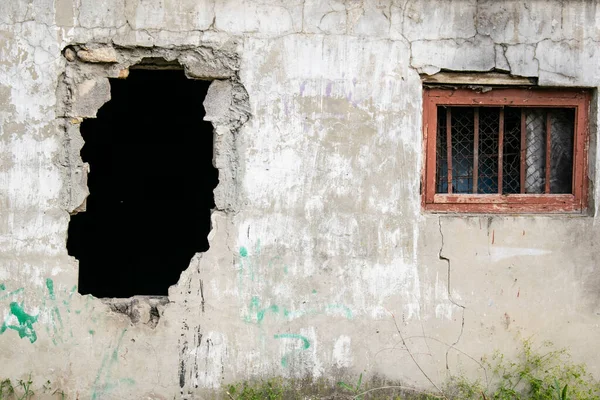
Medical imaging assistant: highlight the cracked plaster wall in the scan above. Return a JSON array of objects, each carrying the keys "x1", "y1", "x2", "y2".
[{"x1": 2, "y1": 0, "x2": 600, "y2": 398}]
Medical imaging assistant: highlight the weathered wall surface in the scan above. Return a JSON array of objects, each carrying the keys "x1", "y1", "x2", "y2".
[{"x1": 1, "y1": 0, "x2": 600, "y2": 398}]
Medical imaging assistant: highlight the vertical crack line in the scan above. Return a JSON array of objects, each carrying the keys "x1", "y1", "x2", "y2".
[
  {"x1": 300, "y1": 0, "x2": 305, "y2": 32},
  {"x1": 438, "y1": 217, "x2": 466, "y2": 372},
  {"x1": 199, "y1": 279, "x2": 205, "y2": 313},
  {"x1": 474, "y1": 0, "x2": 480, "y2": 36},
  {"x1": 210, "y1": 0, "x2": 217, "y2": 30}
]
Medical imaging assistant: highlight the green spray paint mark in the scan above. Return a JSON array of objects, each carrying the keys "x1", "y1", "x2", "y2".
[
  {"x1": 44, "y1": 278, "x2": 65, "y2": 344},
  {"x1": 0, "y1": 283, "x2": 5, "y2": 291},
  {"x1": 243, "y1": 296, "x2": 260, "y2": 323},
  {"x1": 89, "y1": 330, "x2": 95, "y2": 335},
  {"x1": 0, "y1": 288, "x2": 24, "y2": 301},
  {"x1": 46, "y1": 278, "x2": 55, "y2": 300},
  {"x1": 238, "y1": 247, "x2": 248, "y2": 291},
  {"x1": 241, "y1": 241, "x2": 261, "y2": 282},
  {"x1": 237, "y1": 240, "x2": 268, "y2": 291},
  {"x1": 273, "y1": 333, "x2": 310, "y2": 367},
  {"x1": 0, "y1": 302, "x2": 38, "y2": 343},
  {"x1": 283, "y1": 265, "x2": 288, "y2": 275},
  {"x1": 61, "y1": 285, "x2": 77, "y2": 314},
  {"x1": 312, "y1": 289, "x2": 317, "y2": 294},
  {"x1": 245, "y1": 296, "x2": 279, "y2": 324},
  {"x1": 92, "y1": 329, "x2": 132, "y2": 400},
  {"x1": 257, "y1": 305, "x2": 279, "y2": 323},
  {"x1": 267, "y1": 256, "x2": 281, "y2": 269},
  {"x1": 273, "y1": 334, "x2": 310, "y2": 349},
  {"x1": 283, "y1": 308, "x2": 318, "y2": 320},
  {"x1": 325, "y1": 304, "x2": 353, "y2": 319},
  {"x1": 254, "y1": 239, "x2": 261, "y2": 256},
  {"x1": 52, "y1": 307, "x2": 63, "y2": 327}
]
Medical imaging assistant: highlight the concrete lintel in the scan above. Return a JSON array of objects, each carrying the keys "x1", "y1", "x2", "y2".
[{"x1": 422, "y1": 71, "x2": 537, "y2": 86}]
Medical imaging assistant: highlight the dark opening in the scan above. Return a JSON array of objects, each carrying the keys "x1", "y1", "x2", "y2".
[{"x1": 67, "y1": 68, "x2": 217, "y2": 298}]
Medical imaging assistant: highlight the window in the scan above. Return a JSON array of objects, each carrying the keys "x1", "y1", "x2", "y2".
[{"x1": 422, "y1": 88, "x2": 590, "y2": 213}]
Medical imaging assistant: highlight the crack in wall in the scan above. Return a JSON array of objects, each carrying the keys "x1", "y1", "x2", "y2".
[
  {"x1": 6, "y1": 0, "x2": 593, "y2": 85},
  {"x1": 438, "y1": 217, "x2": 466, "y2": 373}
]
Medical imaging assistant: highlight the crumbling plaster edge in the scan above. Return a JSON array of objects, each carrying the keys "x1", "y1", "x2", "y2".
[{"x1": 56, "y1": 43, "x2": 252, "y2": 325}]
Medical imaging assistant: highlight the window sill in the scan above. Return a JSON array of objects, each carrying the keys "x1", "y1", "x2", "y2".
[
  {"x1": 424, "y1": 193, "x2": 586, "y2": 213},
  {"x1": 423, "y1": 196, "x2": 585, "y2": 214}
]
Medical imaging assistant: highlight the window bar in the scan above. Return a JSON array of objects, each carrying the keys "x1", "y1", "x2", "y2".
[
  {"x1": 473, "y1": 108, "x2": 479, "y2": 193},
  {"x1": 498, "y1": 109, "x2": 504, "y2": 194},
  {"x1": 545, "y1": 110, "x2": 552, "y2": 193},
  {"x1": 446, "y1": 108, "x2": 453, "y2": 194},
  {"x1": 520, "y1": 108, "x2": 526, "y2": 193}
]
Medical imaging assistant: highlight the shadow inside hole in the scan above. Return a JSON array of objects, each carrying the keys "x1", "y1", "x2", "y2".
[{"x1": 67, "y1": 69, "x2": 217, "y2": 298}]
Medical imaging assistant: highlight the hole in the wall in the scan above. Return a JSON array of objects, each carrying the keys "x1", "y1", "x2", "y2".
[{"x1": 67, "y1": 67, "x2": 217, "y2": 298}]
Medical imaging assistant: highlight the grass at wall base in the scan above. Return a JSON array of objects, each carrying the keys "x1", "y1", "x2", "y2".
[
  {"x1": 0, "y1": 340, "x2": 598, "y2": 399},
  {"x1": 225, "y1": 340, "x2": 600, "y2": 400}
]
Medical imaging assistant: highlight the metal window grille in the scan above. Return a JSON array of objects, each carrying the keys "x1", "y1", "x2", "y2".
[{"x1": 435, "y1": 106, "x2": 575, "y2": 195}]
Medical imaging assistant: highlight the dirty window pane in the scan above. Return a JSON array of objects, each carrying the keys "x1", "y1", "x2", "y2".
[
  {"x1": 435, "y1": 106, "x2": 574, "y2": 195},
  {"x1": 503, "y1": 108, "x2": 521, "y2": 194},
  {"x1": 523, "y1": 109, "x2": 546, "y2": 193},
  {"x1": 549, "y1": 109, "x2": 574, "y2": 193},
  {"x1": 436, "y1": 109, "x2": 448, "y2": 193},
  {"x1": 477, "y1": 107, "x2": 500, "y2": 194},
  {"x1": 451, "y1": 107, "x2": 475, "y2": 193}
]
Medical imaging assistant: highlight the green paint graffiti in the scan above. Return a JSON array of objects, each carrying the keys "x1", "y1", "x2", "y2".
[
  {"x1": 325, "y1": 304, "x2": 353, "y2": 319},
  {"x1": 236, "y1": 238, "x2": 353, "y2": 374},
  {"x1": 238, "y1": 241, "x2": 263, "y2": 286},
  {"x1": 245, "y1": 300, "x2": 352, "y2": 323},
  {"x1": 238, "y1": 246, "x2": 248, "y2": 292},
  {"x1": 0, "y1": 287, "x2": 24, "y2": 301},
  {"x1": 237, "y1": 242, "x2": 354, "y2": 324},
  {"x1": 245, "y1": 296, "x2": 279, "y2": 324},
  {"x1": 243, "y1": 296, "x2": 351, "y2": 325},
  {"x1": 91, "y1": 329, "x2": 135, "y2": 399},
  {"x1": 62, "y1": 285, "x2": 77, "y2": 313},
  {"x1": 46, "y1": 278, "x2": 55, "y2": 300},
  {"x1": 0, "y1": 280, "x2": 85, "y2": 345},
  {"x1": 273, "y1": 333, "x2": 311, "y2": 367},
  {"x1": 43, "y1": 278, "x2": 66, "y2": 345},
  {"x1": 0, "y1": 302, "x2": 38, "y2": 343},
  {"x1": 254, "y1": 239, "x2": 261, "y2": 256},
  {"x1": 282, "y1": 307, "x2": 318, "y2": 319}
]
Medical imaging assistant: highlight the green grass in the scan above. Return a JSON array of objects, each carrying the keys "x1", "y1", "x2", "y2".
[
  {"x1": 448, "y1": 339, "x2": 600, "y2": 400},
  {"x1": 0, "y1": 377, "x2": 33, "y2": 400},
  {"x1": 224, "y1": 340, "x2": 600, "y2": 400},
  {"x1": 2, "y1": 340, "x2": 597, "y2": 399},
  {"x1": 0, "y1": 377, "x2": 65, "y2": 400}
]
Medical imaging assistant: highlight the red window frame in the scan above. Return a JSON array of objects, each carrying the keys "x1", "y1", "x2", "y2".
[{"x1": 422, "y1": 87, "x2": 591, "y2": 213}]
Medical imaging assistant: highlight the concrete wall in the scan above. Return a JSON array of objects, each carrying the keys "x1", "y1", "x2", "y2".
[{"x1": 1, "y1": 0, "x2": 600, "y2": 398}]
